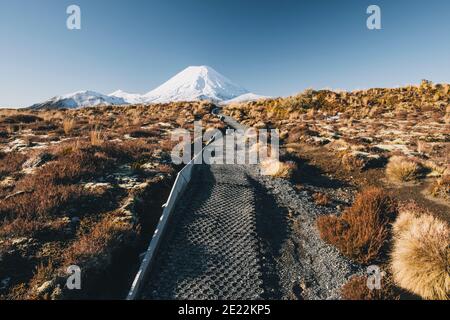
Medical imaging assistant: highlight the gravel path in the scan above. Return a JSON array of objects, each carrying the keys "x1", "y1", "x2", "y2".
[
  {"x1": 140, "y1": 113, "x2": 361, "y2": 300},
  {"x1": 246, "y1": 165, "x2": 362, "y2": 299},
  {"x1": 142, "y1": 164, "x2": 266, "y2": 299},
  {"x1": 222, "y1": 113, "x2": 362, "y2": 299}
]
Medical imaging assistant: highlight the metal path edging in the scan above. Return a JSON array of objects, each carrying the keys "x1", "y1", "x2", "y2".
[{"x1": 126, "y1": 132, "x2": 220, "y2": 300}]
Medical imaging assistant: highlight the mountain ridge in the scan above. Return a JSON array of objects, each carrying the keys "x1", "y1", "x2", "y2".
[
  {"x1": 30, "y1": 90, "x2": 126, "y2": 109},
  {"x1": 31, "y1": 66, "x2": 267, "y2": 109}
]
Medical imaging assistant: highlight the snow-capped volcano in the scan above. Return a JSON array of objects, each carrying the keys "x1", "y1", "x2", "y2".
[
  {"x1": 141, "y1": 65, "x2": 249, "y2": 103},
  {"x1": 30, "y1": 66, "x2": 266, "y2": 108},
  {"x1": 31, "y1": 90, "x2": 126, "y2": 109}
]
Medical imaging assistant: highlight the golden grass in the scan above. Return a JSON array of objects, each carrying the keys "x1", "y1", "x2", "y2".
[
  {"x1": 90, "y1": 128, "x2": 104, "y2": 146},
  {"x1": 260, "y1": 158, "x2": 296, "y2": 178},
  {"x1": 386, "y1": 156, "x2": 421, "y2": 182},
  {"x1": 63, "y1": 118, "x2": 75, "y2": 135},
  {"x1": 390, "y1": 203, "x2": 449, "y2": 300}
]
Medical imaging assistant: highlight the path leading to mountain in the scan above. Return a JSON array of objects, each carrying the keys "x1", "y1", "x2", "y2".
[
  {"x1": 140, "y1": 116, "x2": 288, "y2": 299},
  {"x1": 139, "y1": 114, "x2": 359, "y2": 300},
  {"x1": 142, "y1": 163, "x2": 269, "y2": 299}
]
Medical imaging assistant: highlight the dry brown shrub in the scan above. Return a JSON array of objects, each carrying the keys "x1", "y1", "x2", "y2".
[
  {"x1": 317, "y1": 187, "x2": 397, "y2": 264},
  {"x1": 0, "y1": 218, "x2": 47, "y2": 238},
  {"x1": 63, "y1": 216, "x2": 135, "y2": 273},
  {"x1": 128, "y1": 128, "x2": 159, "y2": 138},
  {"x1": 0, "y1": 182, "x2": 84, "y2": 238},
  {"x1": 341, "y1": 151, "x2": 367, "y2": 171},
  {"x1": 26, "y1": 261, "x2": 57, "y2": 300},
  {"x1": 0, "y1": 145, "x2": 123, "y2": 237},
  {"x1": 2, "y1": 114, "x2": 43, "y2": 124},
  {"x1": 6, "y1": 283, "x2": 29, "y2": 300},
  {"x1": 391, "y1": 203, "x2": 449, "y2": 300},
  {"x1": 26, "y1": 146, "x2": 114, "y2": 184},
  {"x1": 0, "y1": 151, "x2": 28, "y2": 177},
  {"x1": 313, "y1": 192, "x2": 331, "y2": 206}
]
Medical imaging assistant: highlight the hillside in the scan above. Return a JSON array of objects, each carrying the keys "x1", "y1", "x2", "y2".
[{"x1": 0, "y1": 102, "x2": 224, "y2": 299}]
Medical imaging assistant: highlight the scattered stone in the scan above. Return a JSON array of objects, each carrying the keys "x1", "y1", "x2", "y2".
[
  {"x1": 83, "y1": 182, "x2": 112, "y2": 191},
  {"x1": 11, "y1": 237, "x2": 29, "y2": 246},
  {"x1": 22, "y1": 152, "x2": 54, "y2": 172}
]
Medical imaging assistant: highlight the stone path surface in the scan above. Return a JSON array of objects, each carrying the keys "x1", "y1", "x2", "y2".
[
  {"x1": 140, "y1": 113, "x2": 359, "y2": 300},
  {"x1": 142, "y1": 163, "x2": 268, "y2": 299}
]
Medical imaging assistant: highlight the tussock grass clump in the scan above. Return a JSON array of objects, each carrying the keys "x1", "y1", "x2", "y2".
[
  {"x1": 391, "y1": 203, "x2": 449, "y2": 300},
  {"x1": 317, "y1": 187, "x2": 397, "y2": 264},
  {"x1": 340, "y1": 151, "x2": 368, "y2": 171},
  {"x1": 386, "y1": 156, "x2": 421, "y2": 182},
  {"x1": 428, "y1": 175, "x2": 450, "y2": 200},
  {"x1": 260, "y1": 158, "x2": 297, "y2": 179},
  {"x1": 90, "y1": 128, "x2": 104, "y2": 146},
  {"x1": 63, "y1": 118, "x2": 75, "y2": 135}
]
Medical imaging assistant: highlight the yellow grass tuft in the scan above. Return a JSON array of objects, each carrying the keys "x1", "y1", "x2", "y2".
[
  {"x1": 386, "y1": 156, "x2": 421, "y2": 182},
  {"x1": 90, "y1": 128, "x2": 104, "y2": 146},
  {"x1": 63, "y1": 118, "x2": 75, "y2": 135},
  {"x1": 260, "y1": 158, "x2": 296, "y2": 178},
  {"x1": 391, "y1": 204, "x2": 450, "y2": 300}
]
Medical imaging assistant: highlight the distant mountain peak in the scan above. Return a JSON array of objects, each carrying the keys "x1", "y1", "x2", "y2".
[
  {"x1": 31, "y1": 90, "x2": 125, "y2": 109},
  {"x1": 30, "y1": 66, "x2": 266, "y2": 108},
  {"x1": 142, "y1": 65, "x2": 249, "y2": 103}
]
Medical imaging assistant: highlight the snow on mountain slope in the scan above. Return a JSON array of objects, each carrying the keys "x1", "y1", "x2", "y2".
[
  {"x1": 31, "y1": 90, "x2": 126, "y2": 109},
  {"x1": 221, "y1": 93, "x2": 271, "y2": 104},
  {"x1": 143, "y1": 66, "x2": 249, "y2": 103},
  {"x1": 108, "y1": 90, "x2": 145, "y2": 104},
  {"x1": 29, "y1": 66, "x2": 267, "y2": 108}
]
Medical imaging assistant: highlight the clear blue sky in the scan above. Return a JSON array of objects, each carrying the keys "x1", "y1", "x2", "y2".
[{"x1": 1, "y1": 0, "x2": 450, "y2": 107}]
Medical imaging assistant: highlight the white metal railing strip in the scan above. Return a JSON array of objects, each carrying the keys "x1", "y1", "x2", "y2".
[{"x1": 126, "y1": 132, "x2": 220, "y2": 300}]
